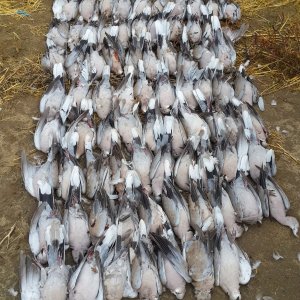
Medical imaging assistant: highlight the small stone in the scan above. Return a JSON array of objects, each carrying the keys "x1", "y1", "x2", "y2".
[
  {"x1": 251, "y1": 260, "x2": 262, "y2": 278},
  {"x1": 271, "y1": 99, "x2": 277, "y2": 106},
  {"x1": 258, "y1": 97, "x2": 265, "y2": 111},
  {"x1": 276, "y1": 126, "x2": 280, "y2": 132},
  {"x1": 273, "y1": 251, "x2": 283, "y2": 260},
  {"x1": 297, "y1": 252, "x2": 300, "y2": 262},
  {"x1": 282, "y1": 130, "x2": 288, "y2": 135},
  {"x1": 7, "y1": 288, "x2": 18, "y2": 297},
  {"x1": 252, "y1": 260, "x2": 261, "y2": 271}
]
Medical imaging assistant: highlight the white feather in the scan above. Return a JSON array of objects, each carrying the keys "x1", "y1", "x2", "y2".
[
  {"x1": 60, "y1": 95, "x2": 73, "y2": 123},
  {"x1": 85, "y1": 136, "x2": 92, "y2": 151},
  {"x1": 101, "y1": 225, "x2": 117, "y2": 248},
  {"x1": 202, "y1": 216, "x2": 214, "y2": 232},
  {"x1": 131, "y1": 127, "x2": 139, "y2": 139},
  {"x1": 53, "y1": 63, "x2": 64, "y2": 78},
  {"x1": 164, "y1": 159, "x2": 172, "y2": 178},
  {"x1": 110, "y1": 26, "x2": 119, "y2": 37},
  {"x1": 189, "y1": 164, "x2": 200, "y2": 181},
  {"x1": 46, "y1": 38, "x2": 55, "y2": 48},
  {"x1": 239, "y1": 155, "x2": 250, "y2": 172},
  {"x1": 45, "y1": 224, "x2": 64, "y2": 245},
  {"x1": 231, "y1": 96, "x2": 242, "y2": 107},
  {"x1": 213, "y1": 206, "x2": 224, "y2": 228},
  {"x1": 145, "y1": 31, "x2": 151, "y2": 42},
  {"x1": 211, "y1": 16, "x2": 221, "y2": 31},
  {"x1": 139, "y1": 219, "x2": 147, "y2": 238},
  {"x1": 244, "y1": 128, "x2": 251, "y2": 140},
  {"x1": 52, "y1": 0, "x2": 64, "y2": 18},
  {"x1": 201, "y1": 126, "x2": 210, "y2": 141},
  {"x1": 138, "y1": 60, "x2": 145, "y2": 73},
  {"x1": 182, "y1": 26, "x2": 188, "y2": 44},
  {"x1": 242, "y1": 109, "x2": 253, "y2": 130},
  {"x1": 70, "y1": 132, "x2": 79, "y2": 146},
  {"x1": 153, "y1": 117, "x2": 163, "y2": 140},
  {"x1": 92, "y1": 14, "x2": 98, "y2": 22},
  {"x1": 126, "y1": 170, "x2": 141, "y2": 189},
  {"x1": 132, "y1": 102, "x2": 139, "y2": 113},
  {"x1": 143, "y1": 6, "x2": 151, "y2": 16},
  {"x1": 70, "y1": 166, "x2": 80, "y2": 188},
  {"x1": 176, "y1": 90, "x2": 186, "y2": 105},
  {"x1": 193, "y1": 89, "x2": 205, "y2": 102},
  {"x1": 266, "y1": 149, "x2": 275, "y2": 163},
  {"x1": 155, "y1": 20, "x2": 163, "y2": 36},
  {"x1": 81, "y1": 59, "x2": 89, "y2": 82},
  {"x1": 160, "y1": 59, "x2": 168, "y2": 74},
  {"x1": 216, "y1": 116, "x2": 226, "y2": 136},
  {"x1": 200, "y1": 4, "x2": 209, "y2": 17},
  {"x1": 163, "y1": 2, "x2": 175, "y2": 15},
  {"x1": 37, "y1": 180, "x2": 52, "y2": 195},
  {"x1": 61, "y1": 132, "x2": 69, "y2": 149},
  {"x1": 82, "y1": 28, "x2": 92, "y2": 41},
  {"x1": 111, "y1": 129, "x2": 119, "y2": 143},
  {"x1": 80, "y1": 98, "x2": 89, "y2": 111},
  {"x1": 103, "y1": 65, "x2": 110, "y2": 77},
  {"x1": 126, "y1": 65, "x2": 135, "y2": 77},
  {"x1": 88, "y1": 29, "x2": 97, "y2": 45},
  {"x1": 203, "y1": 156, "x2": 218, "y2": 172},
  {"x1": 148, "y1": 98, "x2": 156, "y2": 110},
  {"x1": 164, "y1": 116, "x2": 173, "y2": 135},
  {"x1": 207, "y1": 56, "x2": 219, "y2": 70}
]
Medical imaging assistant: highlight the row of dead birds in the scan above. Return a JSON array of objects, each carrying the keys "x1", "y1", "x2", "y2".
[
  {"x1": 43, "y1": 0, "x2": 246, "y2": 79},
  {"x1": 19, "y1": 0, "x2": 299, "y2": 300}
]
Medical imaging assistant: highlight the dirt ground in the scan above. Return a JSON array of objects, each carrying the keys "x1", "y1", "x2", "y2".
[{"x1": 0, "y1": 1, "x2": 299, "y2": 299}]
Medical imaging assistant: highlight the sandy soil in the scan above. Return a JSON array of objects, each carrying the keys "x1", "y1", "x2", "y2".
[{"x1": 0, "y1": 1, "x2": 299, "y2": 299}]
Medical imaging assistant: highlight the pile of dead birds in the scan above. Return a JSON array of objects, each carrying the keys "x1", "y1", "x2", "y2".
[{"x1": 20, "y1": 0, "x2": 299, "y2": 299}]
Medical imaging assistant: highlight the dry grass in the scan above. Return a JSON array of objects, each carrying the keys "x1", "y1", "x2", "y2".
[
  {"x1": 0, "y1": 55, "x2": 51, "y2": 105},
  {"x1": 236, "y1": 0, "x2": 300, "y2": 95},
  {"x1": 268, "y1": 129, "x2": 300, "y2": 165},
  {"x1": 238, "y1": 0, "x2": 298, "y2": 16},
  {"x1": 235, "y1": 0, "x2": 300, "y2": 163},
  {"x1": 0, "y1": 224, "x2": 16, "y2": 248},
  {"x1": 0, "y1": 2, "x2": 48, "y2": 105},
  {"x1": 0, "y1": 0, "x2": 42, "y2": 17},
  {"x1": 26, "y1": 24, "x2": 48, "y2": 36}
]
